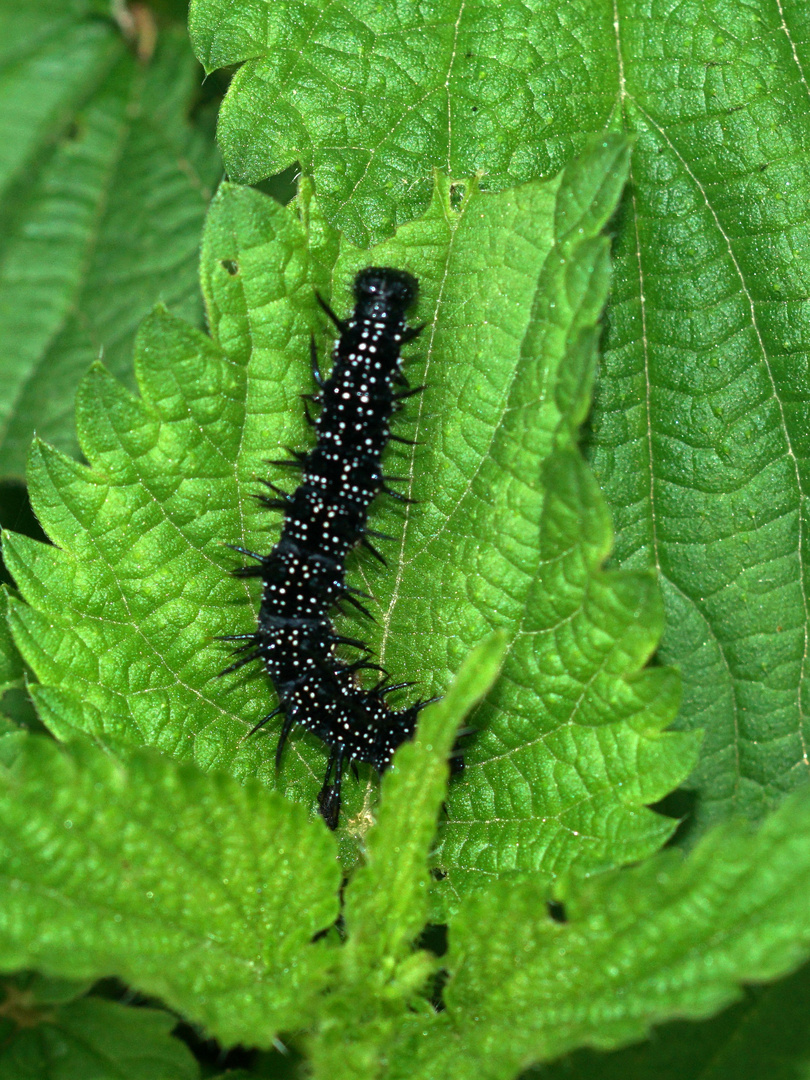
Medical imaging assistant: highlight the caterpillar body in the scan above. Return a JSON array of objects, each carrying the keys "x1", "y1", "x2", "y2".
[{"x1": 222, "y1": 268, "x2": 432, "y2": 828}]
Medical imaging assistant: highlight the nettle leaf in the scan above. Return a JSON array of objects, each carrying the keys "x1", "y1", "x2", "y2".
[
  {"x1": 585, "y1": 2, "x2": 810, "y2": 841},
  {"x1": 0, "y1": 589, "x2": 24, "y2": 696},
  {"x1": 4, "y1": 137, "x2": 695, "y2": 887},
  {"x1": 384, "y1": 785, "x2": 810, "y2": 1080},
  {"x1": 537, "y1": 959, "x2": 810, "y2": 1080},
  {"x1": 188, "y1": 0, "x2": 616, "y2": 246},
  {"x1": 0, "y1": 586, "x2": 31, "y2": 743},
  {"x1": 0, "y1": 736, "x2": 340, "y2": 1047},
  {"x1": 0, "y1": 2, "x2": 220, "y2": 479},
  {"x1": 189, "y1": 0, "x2": 810, "y2": 844},
  {"x1": 304, "y1": 639, "x2": 506, "y2": 1079},
  {"x1": 302, "y1": 640, "x2": 503, "y2": 1077},
  {"x1": 343, "y1": 636, "x2": 506, "y2": 972},
  {"x1": 375, "y1": 138, "x2": 697, "y2": 904},
  {"x1": 0, "y1": 978, "x2": 199, "y2": 1080}
]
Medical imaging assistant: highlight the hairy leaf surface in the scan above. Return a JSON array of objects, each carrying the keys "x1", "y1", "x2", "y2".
[
  {"x1": 386, "y1": 786, "x2": 810, "y2": 1079},
  {"x1": 0, "y1": 737, "x2": 340, "y2": 1046},
  {"x1": 0, "y1": 3, "x2": 220, "y2": 478},
  {"x1": 537, "y1": 960, "x2": 810, "y2": 1080}
]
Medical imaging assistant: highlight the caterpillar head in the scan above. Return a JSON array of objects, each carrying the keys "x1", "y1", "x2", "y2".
[{"x1": 353, "y1": 267, "x2": 418, "y2": 315}]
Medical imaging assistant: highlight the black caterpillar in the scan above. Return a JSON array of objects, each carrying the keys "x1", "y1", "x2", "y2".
[{"x1": 221, "y1": 267, "x2": 433, "y2": 829}]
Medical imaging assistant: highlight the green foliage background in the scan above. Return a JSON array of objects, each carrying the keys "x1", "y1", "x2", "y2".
[
  {"x1": 0, "y1": 1, "x2": 221, "y2": 480},
  {"x1": 0, "y1": 0, "x2": 809, "y2": 1077}
]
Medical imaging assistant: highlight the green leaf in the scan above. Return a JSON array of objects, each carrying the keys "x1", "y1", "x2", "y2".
[
  {"x1": 0, "y1": 4, "x2": 220, "y2": 479},
  {"x1": 0, "y1": 588, "x2": 25, "y2": 696},
  {"x1": 583, "y1": 0, "x2": 810, "y2": 841},
  {"x1": 189, "y1": 0, "x2": 810, "y2": 844},
  {"x1": 329, "y1": 137, "x2": 698, "y2": 887},
  {"x1": 5, "y1": 185, "x2": 320, "y2": 798},
  {"x1": 0, "y1": 736, "x2": 340, "y2": 1047},
  {"x1": 4, "y1": 972, "x2": 92, "y2": 1007},
  {"x1": 305, "y1": 639, "x2": 507, "y2": 1080},
  {"x1": 377, "y1": 139, "x2": 697, "y2": 903},
  {"x1": 0, "y1": 581, "x2": 32, "y2": 744},
  {"x1": 0, "y1": 983, "x2": 199, "y2": 1080},
  {"x1": 391, "y1": 785, "x2": 810, "y2": 1079},
  {"x1": 188, "y1": 0, "x2": 617, "y2": 246},
  {"x1": 343, "y1": 635, "x2": 506, "y2": 971},
  {"x1": 536, "y1": 960, "x2": 810, "y2": 1080},
  {"x1": 5, "y1": 138, "x2": 695, "y2": 889}
]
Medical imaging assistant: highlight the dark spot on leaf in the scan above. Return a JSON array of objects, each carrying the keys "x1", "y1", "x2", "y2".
[
  {"x1": 428, "y1": 966, "x2": 451, "y2": 1012},
  {"x1": 431, "y1": 867, "x2": 447, "y2": 881},
  {"x1": 449, "y1": 183, "x2": 466, "y2": 210},
  {"x1": 653, "y1": 786, "x2": 700, "y2": 848},
  {"x1": 221, "y1": 259, "x2": 239, "y2": 276},
  {"x1": 547, "y1": 900, "x2": 567, "y2": 923},
  {"x1": 172, "y1": 1021, "x2": 264, "y2": 1073},
  {"x1": 253, "y1": 163, "x2": 299, "y2": 205},
  {"x1": 472, "y1": 105, "x2": 478, "y2": 112},
  {"x1": 64, "y1": 121, "x2": 82, "y2": 142},
  {"x1": 418, "y1": 924, "x2": 448, "y2": 957}
]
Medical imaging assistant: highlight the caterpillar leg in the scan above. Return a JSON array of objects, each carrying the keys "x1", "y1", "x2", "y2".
[
  {"x1": 315, "y1": 292, "x2": 349, "y2": 333},
  {"x1": 310, "y1": 334, "x2": 326, "y2": 388},
  {"x1": 318, "y1": 745, "x2": 347, "y2": 830}
]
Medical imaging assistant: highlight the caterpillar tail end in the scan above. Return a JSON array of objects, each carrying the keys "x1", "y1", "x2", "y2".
[{"x1": 317, "y1": 782, "x2": 342, "y2": 831}]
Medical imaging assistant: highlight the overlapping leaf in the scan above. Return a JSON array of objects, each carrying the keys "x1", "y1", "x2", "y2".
[
  {"x1": 380, "y1": 785, "x2": 810, "y2": 1080},
  {"x1": 343, "y1": 636, "x2": 506, "y2": 971},
  {"x1": 302, "y1": 138, "x2": 697, "y2": 891},
  {"x1": 2, "y1": 2, "x2": 809, "y2": 1070},
  {"x1": 4, "y1": 183, "x2": 324, "y2": 804},
  {"x1": 0, "y1": 589, "x2": 24, "y2": 697},
  {"x1": 0, "y1": 1, "x2": 220, "y2": 478},
  {"x1": 305, "y1": 638, "x2": 506, "y2": 1079},
  {"x1": 537, "y1": 961, "x2": 810, "y2": 1080},
  {"x1": 586, "y1": 0, "x2": 810, "y2": 839},
  {"x1": 189, "y1": 0, "x2": 810, "y2": 843},
  {"x1": 0, "y1": 976, "x2": 199, "y2": 1080},
  {"x1": 5, "y1": 138, "x2": 695, "y2": 889},
  {"x1": 0, "y1": 736, "x2": 340, "y2": 1047},
  {"x1": 188, "y1": 0, "x2": 616, "y2": 246}
]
